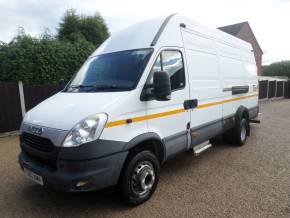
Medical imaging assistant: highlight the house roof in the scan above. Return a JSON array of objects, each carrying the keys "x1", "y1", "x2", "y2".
[
  {"x1": 217, "y1": 21, "x2": 247, "y2": 36},
  {"x1": 218, "y1": 21, "x2": 263, "y2": 54}
]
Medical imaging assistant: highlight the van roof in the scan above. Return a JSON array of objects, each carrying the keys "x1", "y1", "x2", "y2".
[{"x1": 92, "y1": 14, "x2": 252, "y2": 56}]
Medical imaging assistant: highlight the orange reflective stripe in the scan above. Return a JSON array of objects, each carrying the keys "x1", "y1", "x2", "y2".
[
  {"x1": 197, "y1": 93, "x2": 258, "y2": 109},
  {"x1": 105, "y1": 93, "x2": 258, "y2": 128},
  {"x1": 105, "y1": 108, "x2": 185, "y2": 128}
]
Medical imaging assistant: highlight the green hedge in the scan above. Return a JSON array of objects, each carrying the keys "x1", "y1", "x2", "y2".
[
  {"x1": 263, "y1": 61, "x2": 290, "y2": 78},
  {"x1": 0, "y1": 33, "x2": 95, "y2": 85}
]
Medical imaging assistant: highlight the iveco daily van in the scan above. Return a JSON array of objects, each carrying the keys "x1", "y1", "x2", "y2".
[{"x1": 19, "y1": 14, "x2": 259, "y2": 205}]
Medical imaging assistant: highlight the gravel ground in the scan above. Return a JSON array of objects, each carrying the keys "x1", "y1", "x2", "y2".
[{"x1": 1, "y1": 99, "x2": 290, "y2": 218}]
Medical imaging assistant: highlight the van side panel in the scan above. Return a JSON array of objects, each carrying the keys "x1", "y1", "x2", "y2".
[
  {"x1": 242, "y1": 50, "x2": 259, "y2": 112},
  {"x1": 218, "y1": 41, "x2": 258, "y2": 119},
  {"x1": 181, "y1": 28, "x2": 223, "y2": 146}
]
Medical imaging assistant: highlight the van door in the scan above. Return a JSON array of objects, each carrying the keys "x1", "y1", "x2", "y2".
[
  {"x1": 181, "y1": 28, "x2": 223, "y2": 146},
  {"x1": 146, "y1": 49, "x2": 191, "y2": 157}
]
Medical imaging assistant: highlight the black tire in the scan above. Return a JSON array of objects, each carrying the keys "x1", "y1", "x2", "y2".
[
  {"x1": 232, "y1": 118, "x2": 249, "y2": 146},
  {"x1": 222, "y1": 130, "x2": 233, "y2": 144},
  {"x1": 119, "y1": 150, "x2": 160, "y2": 206}
]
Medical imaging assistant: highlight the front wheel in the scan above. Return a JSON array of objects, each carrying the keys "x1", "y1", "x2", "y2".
[{"x1": 119, "y1": 150, "x2": 160, "y2": 206}]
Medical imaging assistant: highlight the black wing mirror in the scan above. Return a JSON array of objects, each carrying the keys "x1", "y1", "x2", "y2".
[
  {"x1": 153, "y1": 71, "x2": 171, "y2": 101},
  {"x1": 58, "y1": 79, "x2": 66, "y2": 91}
]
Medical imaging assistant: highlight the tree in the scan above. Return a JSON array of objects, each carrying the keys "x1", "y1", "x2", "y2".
[
  {"x1": 263, "y1": 61, "x2": 290, "y2": 78},
  {"x1": 57, "y1": 9, "x2": 109, "y2": 46},
  {"x1": 0, "y1": 9, "x2": 109, "y2": 84},
  {"x1": 0, "y1": 31, "x2": 95, "y2": 85}
]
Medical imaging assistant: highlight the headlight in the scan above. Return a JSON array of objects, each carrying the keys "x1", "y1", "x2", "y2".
[{"x1": 62, "y1": 113, "x2": 108, "y2": 147}]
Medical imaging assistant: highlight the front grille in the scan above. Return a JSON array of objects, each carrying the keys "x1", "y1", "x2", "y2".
[
  {"x1": 21, "y1": 132, "x2": 54, "y2": 152},
  {"x1": 22, "y1": 150, "x2": 58, "y2": 170}
]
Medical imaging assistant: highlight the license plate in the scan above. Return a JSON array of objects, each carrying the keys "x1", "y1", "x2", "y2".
[{"x1": 23, "y1": 168, "x2": 44, "y2": 186}]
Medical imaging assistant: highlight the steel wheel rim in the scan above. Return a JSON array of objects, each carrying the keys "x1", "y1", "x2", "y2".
[
  {"x1": 241, "y1": 123, "x2": 247, "y2": 142},
  {"x1": 131, "y1": 161, "x2": 155, "y2": 196}
]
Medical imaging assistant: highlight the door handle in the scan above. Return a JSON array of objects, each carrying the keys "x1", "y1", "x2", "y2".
[
  {"x1": 231, "y1": 85, "x2": 249, "y2": 95},
  {"x1": 184, "y1": 99, "x2": 198, "y2": 110},
  {"x1": 222, "y1": 85, "x2": 249, "y2": 95}
]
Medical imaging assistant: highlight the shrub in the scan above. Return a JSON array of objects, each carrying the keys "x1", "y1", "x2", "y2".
[
  {"x1": 0, "y1": 9, "x2": 109, "y2": 85},
  {"x1": 0, "y1": 31, "x2": 95, "y2": 85},
  {"x1": 57, "y1": 9, "x2": 109, "y2": 46},
  {"x1": 263, "y1": 61, "x2": 290, "y2": 78}
]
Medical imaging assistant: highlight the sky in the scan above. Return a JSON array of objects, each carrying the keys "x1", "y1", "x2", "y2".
[{"x1": 0, "y1": 0, "x2": 289, "y2": 65}]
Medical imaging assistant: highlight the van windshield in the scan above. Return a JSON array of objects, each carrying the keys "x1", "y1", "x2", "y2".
[{"x1": 65, "y1": 48, "x2": 153, "y2": 92}]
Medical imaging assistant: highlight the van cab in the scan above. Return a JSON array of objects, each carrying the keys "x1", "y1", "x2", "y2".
[{"x1": 19, "y1": 14, "x2": 259, "y2": 205}]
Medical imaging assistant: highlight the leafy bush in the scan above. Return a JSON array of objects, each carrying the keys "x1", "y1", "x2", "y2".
[
  {"x1": 0, "y1": 9, "x2": 109, "y2": 85},
  {"x1": 58, "y1": 9, "x2": 109, "y2": 46},
  {"x1": 0, "y1": 30, "x2": 96, "y2": 85},
  {"x1": 263, "y1": 61, "x2": 290, "y2": 78}
]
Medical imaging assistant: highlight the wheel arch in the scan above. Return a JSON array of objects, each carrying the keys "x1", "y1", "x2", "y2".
[
  {"x1": 236, "y1": 106, "x2": 249, "y2": 120},
  {"x1": 123, "y1": 132, "x2": 166, "y2": 165},
  {"x1": 117, "y1": 133, "x2": 165, "y2": 186}
]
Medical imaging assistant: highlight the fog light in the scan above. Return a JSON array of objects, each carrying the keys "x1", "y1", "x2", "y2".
[{"x1": 76, "y1": 181, "x2": 89, "y2": 188}]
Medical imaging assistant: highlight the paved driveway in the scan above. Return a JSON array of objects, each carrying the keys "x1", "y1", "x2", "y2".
[{"x1": 1, "y1": 99, "x2": 290, "y2": 217}]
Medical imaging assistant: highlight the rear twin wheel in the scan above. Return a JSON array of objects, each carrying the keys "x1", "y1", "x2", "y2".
[
  {"x1": 237, "y1": 118, "x2": 248, "y2": 145},
  {"x1": 224, "y1": 117, "x2": 249, "y2": 146}
]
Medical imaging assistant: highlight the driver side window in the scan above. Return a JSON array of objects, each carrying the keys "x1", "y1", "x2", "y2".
[{"x1": 149, "y1": 50, "x2": 185, "y2": 91}]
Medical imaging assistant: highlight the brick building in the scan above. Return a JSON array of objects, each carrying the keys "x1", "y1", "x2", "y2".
[{"x1": 218, "y1": 22, "x2": 263, "y2": 75}]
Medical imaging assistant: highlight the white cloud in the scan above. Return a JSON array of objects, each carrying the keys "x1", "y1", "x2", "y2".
[{"x1": 0, "y1": 0, "x2": 289, "y2": 64}]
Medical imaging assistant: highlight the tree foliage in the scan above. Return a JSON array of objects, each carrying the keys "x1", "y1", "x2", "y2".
[
  {"x1": 0, "y1": 30, "x2": 95, "y2": 85},
  {"x1": 263, "y1": 61, "x2": 290, "y2": 78},
  {"x1": 0, "y1": 9, "x2": 109, "y2": 85},
  {"x1": 58, "y1": 9, "x2": 109, "y2": 46}
]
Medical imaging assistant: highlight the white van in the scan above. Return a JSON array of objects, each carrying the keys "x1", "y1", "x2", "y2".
[{"x1": 19, "y1": 14, "x2": 259, "y2": 205}]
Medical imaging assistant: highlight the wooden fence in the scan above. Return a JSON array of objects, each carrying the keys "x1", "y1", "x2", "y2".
[
  {"x1": 0, "y1": 82, "x2": 58, "y2": 133},
  {"x1": 0, "y1": 82, "x2": 23, "y2": 133},
  {"x1": 258, "y1": 79, "x2": 290, "y2": 100}
]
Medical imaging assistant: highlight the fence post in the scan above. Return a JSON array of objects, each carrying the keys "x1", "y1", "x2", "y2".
[
  {"x1": 275, "y1": 80, "x2": 278, "y2": 97},
  {"x1": 283, "y1": 80, "x2": 286, "y2": 98},
  {"x1": 287, "y1": 80, "x2": 290, "y2": 98},
  {"x1": 18, "y1": 81, "x2": 26, "y2": 118},
  {"x1": 267, "y1": 80, "x2": 270, "y2": 99}
]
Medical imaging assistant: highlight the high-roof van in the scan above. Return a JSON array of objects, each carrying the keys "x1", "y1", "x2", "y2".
[{"x1": 19, "y1": 14, "x2": 259, "y2": 205}]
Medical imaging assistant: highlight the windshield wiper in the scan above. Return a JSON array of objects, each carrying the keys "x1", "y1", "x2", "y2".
[
  {"x1": 93, "y1": 85, "x2": 130, "y2": 89},
  {"x1": 66, "y1": 85, "x2": 97, "y2": 92},
  {"x1": 88, "y1": 85, "x2": 131, "y2": 91},
  {"x1": 68, "y1": 84, "x2": 130, "y2": 91}
]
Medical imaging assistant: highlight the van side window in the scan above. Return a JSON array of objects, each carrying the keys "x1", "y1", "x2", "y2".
[
  {"x1": 162, "y1": 51, "x2": 185, "y2": 91},
  {"x1": 151, "y1": 55, "x2": 162, "y2": 73},
  {"x1": 149, "y1": 50, "x2": 185, "y2": 91}
]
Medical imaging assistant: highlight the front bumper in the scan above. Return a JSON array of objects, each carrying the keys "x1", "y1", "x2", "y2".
[{"x1": 19, "y1": 150, "x2": 128, "y2": 192}]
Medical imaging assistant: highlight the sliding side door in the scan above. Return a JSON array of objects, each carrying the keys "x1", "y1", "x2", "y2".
[{"x1": 181, "y1": 28, "x2": 223, "y2": 146}]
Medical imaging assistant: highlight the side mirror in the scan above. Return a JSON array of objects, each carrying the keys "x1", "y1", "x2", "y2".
[
  {"x1": 58, "y1": 79, "x2": 66, "y2": 91},
  {"x1": 153, "y1": 71, "x2": 171, "y2": 101}
]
